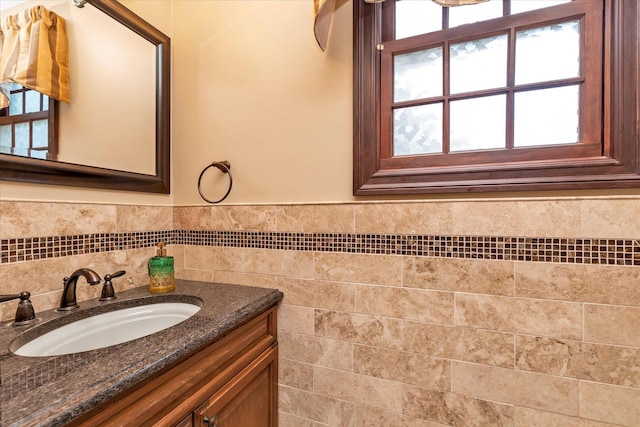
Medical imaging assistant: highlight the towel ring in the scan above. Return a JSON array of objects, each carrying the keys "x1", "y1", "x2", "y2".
[{"x1": 197, "y1": 161, "x2": 233, "y2": 204}]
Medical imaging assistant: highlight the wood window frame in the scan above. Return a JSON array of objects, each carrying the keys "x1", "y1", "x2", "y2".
[
  {"x1": 353, "y1": 0, "x2": 640, "y2": 195},
  {"x1": 0, "y1": 85, "x2": 58, "y2": 160}
]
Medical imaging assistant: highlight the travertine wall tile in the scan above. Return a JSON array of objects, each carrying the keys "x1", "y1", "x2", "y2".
[
  {"x1": 280, "y1": 359, "x2": 313, "y2": 391},
  {"x1": 356, "y1": 285, "x2": 453, "y2": 324},
  {"x1": 211, "y1": 271, "x2": 279, "y2": 289},
  {"x1": 276, "y1": 205, "x2": 354, "y2": 233},
  {"x1": 6, "y1": 199, "x2": 640, "y2": 426},
  {"x1": 314, "y1": 366, "x2": 404, "y2": 413},
  {"x1": 516, "y1": 335, "x2": 640, "y2": 388},
  {"x1": 0, "y1": 201, "x2": 117, "y2": 239},
  {"x1": 584, "y1": 304, "x2": 640, "y2": 347},
  {"x1": 0, "y1": 249, "x2": 148, "y2": 297},
  {"x1": 354, "y1": 203, "x2": 454, "y2": 235},
  {"x1": 0, "y1": 254, "x2": 87, "y2": 296},
  {"x1": 244, "y1": 248, "x2": 314, "y2": 279},
  {"x1": 450, "y1": 200, "x2": 581, "y2": 237},
  {"x1": 278, "y1": 411, "x2": 314, "y2": 427},
  {"x1": 210, "y1": 205, "x2": 277, "y2": 231},
  {"x1": 277, "y1": 277, "x2": 355, "y2": 312},
  {"x1": 280, "y1": 332, "x2": 353, "y2": 371},
  {"x1": 117, "y1": 205, "x2": 172, "y2": 232},
  {"x1": 173, "y1": 206, "x2": 211, "y2": 230},
  {"x1": 314, "y1": 310, "x2": 402, "y2": 349},
  {"x1": 403, "y1": 321, "x2": 514, "y2": 368},
  {"x1": 455, "y1": 294, "x2": 583, "y2": 339},
  {"x1": 581, "y1": 199, "x2": 640, "y2": 239},
  {"x1": 452, "y1": 362, "x2": 578, "y2": 415},
  {"x1": 514, "y1": 407, "x2": 619, "y2": 427},
  {"x1": 353, "y1": 345, "x2": 450, "y2": 390},
  {"x1": 404, "y1": 257, "x2": 514, "y2": 296},
  {"x1": 0, "y1": 249, "x2": 149, "y2": 319},
  {"x1": 579, "y1": 381, "x2": 640, "y2": 427},
  {"x1": 279, "y1": 385, "x2": 355, "y2": 426},
  {"x1": 314, "y1": 253, "x2": 402, "y2": 286},
  {"x1": 403, "y1": 384, "x2": 515, "y2": 426},
  {"x1": 354, "y1": 405, "x2": 444, "y2": 427},
  {"x1": 279, "y1": 304, "x2": 315, "y2": 335},
  {"x1": 175, "y1": 268, "x2": 214, "y2": 283},
  {"x1": 515, "y1": 263, "x2": 640, "y2": 306},
  {"x1": 183, "y1": 245, "x2": 243, "y2": 272}
]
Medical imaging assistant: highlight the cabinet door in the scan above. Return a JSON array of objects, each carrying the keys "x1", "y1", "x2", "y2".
[
  {"x1": 176, "y1": 414, "x2": 193, "y2": 427},
  {"x1": 194, "y1": 346, "x2": 277, "y2": 427}
]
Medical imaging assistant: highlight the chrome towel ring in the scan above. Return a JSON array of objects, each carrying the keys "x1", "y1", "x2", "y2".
[{"x1": 197, "y1": 160, "x2": 233, "y2": 204}]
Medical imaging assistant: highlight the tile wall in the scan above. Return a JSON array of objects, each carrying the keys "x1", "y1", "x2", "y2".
[
  {"x1": 2, "y1": 199, "x2": 640, "y2": 426},
  {"x1": 0, "y1": 202, "x2": 173, "y2": 319}
]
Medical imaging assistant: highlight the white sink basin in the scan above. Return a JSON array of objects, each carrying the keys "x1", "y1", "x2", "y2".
[{"x1": 13, "y1": 302, "x2": 201, "y2": 357}]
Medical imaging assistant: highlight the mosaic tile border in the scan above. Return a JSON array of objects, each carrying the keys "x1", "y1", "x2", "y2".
[{"x1": 1, "y1": 230, "x2": 639, "y2": 266}]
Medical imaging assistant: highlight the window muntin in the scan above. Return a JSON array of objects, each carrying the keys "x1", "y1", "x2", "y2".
[
  {"x1": 354, "y1": 0, "x2": 639, "y2": 195},
  {"x1": 0, "y1": 83, "x2": 56, "y2": 160},
  {"x1": 380, "y1": 0, "x2": 601, "y2": 166}
]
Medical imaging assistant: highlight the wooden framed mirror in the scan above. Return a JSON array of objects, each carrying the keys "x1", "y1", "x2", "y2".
[{"x1": 0, "y1": 0, "x2": 170, "y2": 193}]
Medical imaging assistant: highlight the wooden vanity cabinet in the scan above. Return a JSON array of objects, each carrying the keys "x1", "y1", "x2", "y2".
[
  {"x1": 194, "y1": 346, "x2": 276, "y2": 427},
  {"x1": 69, "y1": 306, "x2": 278, "y2": 427}
]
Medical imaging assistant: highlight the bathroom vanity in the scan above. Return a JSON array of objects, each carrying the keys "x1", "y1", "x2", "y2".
[{"x1": 0, "y1": 280, "x2": 283, "y2": 426}]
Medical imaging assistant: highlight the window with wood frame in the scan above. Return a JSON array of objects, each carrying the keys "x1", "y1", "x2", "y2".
[
  {"x1": 0, "y1": 83, "x2": 57, "y2": 161},
  {"x1": 353, "y1": 0, "x2": 640, "y2": 195}
]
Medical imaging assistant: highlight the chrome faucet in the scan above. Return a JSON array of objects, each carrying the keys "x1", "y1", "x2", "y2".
[{"x1": 57, "y1": 268, "x2": 102, "y2": 311}]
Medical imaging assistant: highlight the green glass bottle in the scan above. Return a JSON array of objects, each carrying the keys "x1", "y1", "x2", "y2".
[{"x1": 148, "y1": 241, "x2": 175, "y2": 293}]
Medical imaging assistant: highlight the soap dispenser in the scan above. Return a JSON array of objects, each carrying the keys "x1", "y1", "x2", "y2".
[{"x1": 148, "y1": 242, "x2": 175, "y2": 293}]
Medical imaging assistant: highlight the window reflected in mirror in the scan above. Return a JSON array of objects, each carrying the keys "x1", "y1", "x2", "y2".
[{"x1": 0, "y1": 83, "x2": 57, "y2": 160}]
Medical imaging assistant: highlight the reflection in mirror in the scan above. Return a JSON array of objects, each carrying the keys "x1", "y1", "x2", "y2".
[{"x1": 0, "y1": 0, "x2": 170, "y2": 193}]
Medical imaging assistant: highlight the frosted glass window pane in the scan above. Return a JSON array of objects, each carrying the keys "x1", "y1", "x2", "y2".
[
  {"x1": 29, "y1": 150, "x2": 47, "y2": 160},
  {"x1": 516, "y1": 20, "x2": 580, "y2": 85},
  {"x1": 25, "y1": 90, "x2": 41, "y2": 113},
  {"x1": 0, "y1": 125, "x2": 11, "y2": 148},
  {"x1": 9, "y1": 92, "x2": 23, "y2": 115},
  {"x1": 450, "y1": 34, "x2": 507, "y2": 94},
  {"x1": 14, "y1": 123, "x2": 29, "y2": 149},
  {"x1": 511, "y1": 0, "x2": 571, "y2": 15},
  {"x1": 449, "y1": 0, "x2": 502, "y2": 28},
  {"x1": 32, "y1": 120, "x2": 48, "y2": 148},
  {"x1": 396, "y1": 0, "x2": 442, "y2": 39},
  {"x1": 394, "y1": 103, "x2": 443, "y2": 155},
  {"x1": 450, "y1": 95, "x2": 506, "y2": 151},
  {"x1": 43, "y1": 94, "x2": 49, "y2": 111},
  {"x1": 514, "y1": 85, "x2": 579, "y2": 147},
  {"x1": 394, "y1": 47, "x2": 443, "y2": 102}
]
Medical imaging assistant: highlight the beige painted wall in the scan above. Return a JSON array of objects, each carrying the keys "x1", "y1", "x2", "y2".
[
  {"x1": 171, "y1": 0, "x2": 354, "y2": 204},
  {"x1": 3, "y1": 0, "x2": 640, "y2": 205}
]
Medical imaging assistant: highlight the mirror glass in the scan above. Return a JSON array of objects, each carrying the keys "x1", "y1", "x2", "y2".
[{"x1": 0, "y1": 0, "x2": 170, "y2": 193}]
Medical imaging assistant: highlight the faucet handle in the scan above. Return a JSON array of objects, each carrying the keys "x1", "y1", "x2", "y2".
[
  {"x1": 99, "y1": 270, "x2": 126, "y2": 301},
  {"x1": 0, "y1": 291, "x2": 36, "y2": 325}
]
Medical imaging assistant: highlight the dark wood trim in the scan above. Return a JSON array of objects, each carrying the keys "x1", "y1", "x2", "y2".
[
  {"x1": 0, "y1": 0, "x2": 171, "y2": 194},
  {"x1": 354, "y1": 0, "x2": 640, "y2": 195}
]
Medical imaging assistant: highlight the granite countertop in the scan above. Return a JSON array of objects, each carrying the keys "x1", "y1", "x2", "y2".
[{"x1": 0, "y1": 280, "x2": 283, "y2": 427}]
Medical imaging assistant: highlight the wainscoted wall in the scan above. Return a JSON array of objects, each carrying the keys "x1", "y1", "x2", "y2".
[
  {"x1": 174, "y1": 200, "x2": 640, "y2": 427},
  {"x1": 0, "y1": 202, "x2": 173, "y2": 320},
  {"x1": 2, "y1": 199, "x2": 640, "y2": 426}
]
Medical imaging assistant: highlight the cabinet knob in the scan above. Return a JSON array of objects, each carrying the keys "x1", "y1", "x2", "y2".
[{"x1": 203, "y1": 415, "x2": 217, "y2": 427}]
